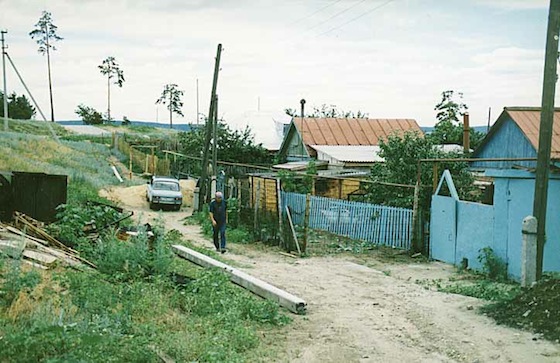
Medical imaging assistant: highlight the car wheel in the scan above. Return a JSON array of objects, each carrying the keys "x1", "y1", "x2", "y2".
[{"x1": 149, "y1": 202, "x2": 156, "y2": 210}]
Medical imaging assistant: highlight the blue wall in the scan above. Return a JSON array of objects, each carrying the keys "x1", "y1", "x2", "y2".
[
  {"x1": 472, "y1": 117, "x2": 537, "y2": 169},
  {"x1": 430, "y1": 169, "x2": 560, "y2": 279}
]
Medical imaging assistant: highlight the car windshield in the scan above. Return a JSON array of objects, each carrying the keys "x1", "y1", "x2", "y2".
[{"x1": 153, "y1": 181, "x2": 179, "y2": 191}]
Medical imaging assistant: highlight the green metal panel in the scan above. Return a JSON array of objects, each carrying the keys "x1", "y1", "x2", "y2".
[{"x1": 12, "y1": 172, "x2": 67, "y2": 223}]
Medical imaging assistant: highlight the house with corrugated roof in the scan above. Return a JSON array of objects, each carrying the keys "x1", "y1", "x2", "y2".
[
  {"x1": 471, "y1": 106, "x2": 560, "y2": 169},
  {"x1": 430, "y1": 107, "x2": 560, "y2": 279},
  {"x1": 277, "y1": 117, "x2": 422, "y2": 168}
]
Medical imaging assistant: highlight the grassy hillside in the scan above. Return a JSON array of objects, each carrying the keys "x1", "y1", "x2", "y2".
[
  {"x1": 0, "y1": 131, "x2": 290, "y2": 362},
  {"x1": 4, "y1": 118, "x2": 70, "y2": 137}
]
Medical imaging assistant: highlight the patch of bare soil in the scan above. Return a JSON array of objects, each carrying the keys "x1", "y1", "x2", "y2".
[{"x1": 102, "y1": 184, "x2": 560, "y2": 363}]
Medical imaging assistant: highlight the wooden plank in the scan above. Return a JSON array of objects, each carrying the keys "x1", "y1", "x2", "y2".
[
  {"x1": 4, "y1": 226, "x2": 49, "y2": 246},
  {"x1": 285, "y1": 207, "x2": 301, "y2": 255},
  {"x1": 172, "y1": 245, "x2": 307, "y2": 315},
  {"x1": 23, "y1": 250, "x2": 58, "y2": 267}
]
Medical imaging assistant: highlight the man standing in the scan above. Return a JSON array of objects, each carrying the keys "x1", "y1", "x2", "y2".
[{"x1": 209, "y1": 191, "x2": 227, "y2": 253}]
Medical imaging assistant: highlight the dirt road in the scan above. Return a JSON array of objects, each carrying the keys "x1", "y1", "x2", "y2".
[{"x1": 102, "y1": 185, "x2": 560, "y2": 363}]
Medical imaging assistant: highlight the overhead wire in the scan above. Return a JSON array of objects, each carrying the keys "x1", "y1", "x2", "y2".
[
  {"x1": 317, "y1": 0, "x2": 398, "y2": 36},
  {"x1": 288, "y1": 0, "x2": 345, "y2": 26},
  {"x1": 304, "y1": 0, "x2": 370, "y2": 33}
]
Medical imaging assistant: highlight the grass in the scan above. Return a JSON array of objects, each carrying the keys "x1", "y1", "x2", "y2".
[
  {"x1": 4, "y1": 118, "x2": 69, "y2": 137},
  {"x1": 0, "y1": 131, "x2": 291, "y2": 362}
]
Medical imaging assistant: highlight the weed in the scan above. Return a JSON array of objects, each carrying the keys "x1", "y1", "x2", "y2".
[
  {"x1": 441, "y1": 280, "x2": 521, "y2": 301},
  {"x1": 0, "y1": 260, "x2": 42, "y2": 308},
  {"x1": 478, "y1": 247, "x2": 508, "y2": 282}
]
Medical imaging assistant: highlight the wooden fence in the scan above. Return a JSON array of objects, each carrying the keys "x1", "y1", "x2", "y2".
[{"x1": 116, "y1": 136, "x2": 170, "y2": 176}]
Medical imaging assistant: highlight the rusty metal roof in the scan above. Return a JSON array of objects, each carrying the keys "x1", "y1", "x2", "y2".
[
  {"x1": 293, "y1": 117, "x2": 422, "y2": 146},
  {"x1": 505, "y1": 107, "x2": 560, "y2": 159}
]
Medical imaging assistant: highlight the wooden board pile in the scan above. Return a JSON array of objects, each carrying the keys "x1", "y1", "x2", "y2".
[{"x1": 0, "y1": 212, "x2": 96, "y2": 270}]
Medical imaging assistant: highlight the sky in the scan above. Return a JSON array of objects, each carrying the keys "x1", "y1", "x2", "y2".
[{"x1": 0, "y1": 0, "x2": 553, "y2": 132}]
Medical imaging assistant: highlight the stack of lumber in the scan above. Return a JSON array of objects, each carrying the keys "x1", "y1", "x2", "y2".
[{"x1": 0, "y1": 214, "x2": 96, "y2": 270}]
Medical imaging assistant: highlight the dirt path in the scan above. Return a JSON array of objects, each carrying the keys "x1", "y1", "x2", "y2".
[{"x1": 102, "y1": 185, "x2": 560, "y2": 363}]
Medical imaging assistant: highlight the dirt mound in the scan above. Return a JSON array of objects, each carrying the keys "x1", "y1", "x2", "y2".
[{"x1": 482, "y1": 277, "x2": 560, "y2": 342}]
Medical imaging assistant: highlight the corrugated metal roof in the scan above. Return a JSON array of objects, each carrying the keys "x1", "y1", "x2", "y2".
[
  {"x1": 505, "y1": 107, "x2": 560, "y2": 159},
  {"x1": 310, "y1": 145, "x2": 384, "y2": 163},
  {"x1": 293, "y1": 117, "x2": 422, "y2": 147}
]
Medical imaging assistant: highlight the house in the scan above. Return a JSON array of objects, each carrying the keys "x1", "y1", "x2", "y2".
[
  {"x1": 471, "y1": 107, "x2": 560, "y2": 169},
  {"x1": 430, "y1": 107, "x2": 560, "y2": 279},
  {"x1": 277, "y1": 117, "x2": 422, "y2": 164}
]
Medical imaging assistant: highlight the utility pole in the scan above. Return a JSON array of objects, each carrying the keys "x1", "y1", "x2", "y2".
[
  {"x1": 199, "y1": 44, "x2": 223, "y2": 211},
  {"x1": 533, "y1": 0, "x2": 560, "y2": 280},
  {"x1": 196, "y1": 78, "x2": 199, "y2": 125},
  {"x1": 212, "y1": 94, "x2": 218, "y2": 177},
  {"x1": 1, "y1": 30, "x2": 8, "y2": 131}
]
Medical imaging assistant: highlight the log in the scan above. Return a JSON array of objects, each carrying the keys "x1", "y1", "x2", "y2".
[
  {"x1": 23, "y1": 250, "x2": 58, "y2": 267},
  {"x1": 172, "y1": 245, "x2": 307, "y2": 314}
]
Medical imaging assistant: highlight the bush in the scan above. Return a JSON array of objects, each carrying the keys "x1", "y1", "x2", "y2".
[
  {"x1": 75, "y1": 104, "x2": 103, "y2": 125},
  {"x1": 93, "y1": 230, "x2": 174, "y2": 283},
  {"x1": 478, "y1": 247, "x2": 508, "y2": 282}
]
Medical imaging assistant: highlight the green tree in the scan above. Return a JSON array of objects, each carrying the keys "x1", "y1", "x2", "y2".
[
  {"x1": 429, "y1": 90, "x2": 485, "y2": 149},
  {"x1": 0, "y1": 91, "x2": 36, "y2": 119},
  {"x1": 284, "y1": 104, "x2": 368, "y2": 118},
  {"x1": 366, "y1": 131, "x2": 477, "y2": 209},
  {"x1": 177, "y1": 121, "x2": 272, "y2": 175},
  {"x1": 156, "y1": 83, "x2": 183, "y2": 129},
  {"x1": 98, "y1": 56, "x2": 125, "y2": 122},
  {"x1": 75, "y1": 104, "x2": 103, "y2": 125},
  {"x1": 29, "y1": 10, "x2": 63, "y2": 122}
]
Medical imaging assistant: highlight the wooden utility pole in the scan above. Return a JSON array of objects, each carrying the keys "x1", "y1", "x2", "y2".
[
  {"x1": 533, "y1": 0, "x2": 560, "y2": 280},
  {"x1": 1, "y1": 30, "x2": 7, "y2": 131},
  {"x1": 212, "y1": 94, "x2": 218, "y2": 181},
  {"x1": 199, "y1": 44, "x2": 223, "y2": 211}
]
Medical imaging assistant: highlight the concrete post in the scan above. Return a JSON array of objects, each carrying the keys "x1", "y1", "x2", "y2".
[{"x1": 521, "y1": 216, "x2": 538, "y2": 287}]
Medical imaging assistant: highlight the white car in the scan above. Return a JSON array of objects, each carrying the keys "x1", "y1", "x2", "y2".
[{"x1": 146, "y1": 176, "x2": 182, "y2": 211}]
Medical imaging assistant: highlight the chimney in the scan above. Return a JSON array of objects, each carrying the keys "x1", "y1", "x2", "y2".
[
  {"x1": 300, "y1": 99, "x2": 306, "y2": 119},
  {"x1": 463, "y1": 112, "x2": 470, "y2": 153}
]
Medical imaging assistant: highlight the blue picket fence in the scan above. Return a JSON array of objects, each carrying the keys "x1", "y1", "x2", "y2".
[{"x1": 281, "y1": 192, "x2": 413, "y2": 249}]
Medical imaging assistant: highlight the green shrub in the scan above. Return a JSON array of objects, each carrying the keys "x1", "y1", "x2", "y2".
[
  {"x1": 93, "y1": 230, "x2": 174, "y2": 283},
  {"x1": 227, "y1": 227, "x2": 251, "y2": 244},
  {"x1": 478, "y1": 247, "x2": 508, "y2": 282}
]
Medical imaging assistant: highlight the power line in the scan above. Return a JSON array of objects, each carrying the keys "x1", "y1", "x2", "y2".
[
  {"x1": 317, "y1": 0, "x2": 397, "y2": 36},
  {"x1": 288, "y1": 0, "x2": 344, "y2": 26},
  {"x1": 305, "y1": 0, "x2": 370, "y2": 33}
]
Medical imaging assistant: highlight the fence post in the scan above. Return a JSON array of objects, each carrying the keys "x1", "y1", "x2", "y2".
[
  {"x1": 254, "y1": 181, "x2": 260, "y2": 239},
  {"x1": 129, "y1": 148, "x2": 133, "y2": 180},
  {"x1": 303, "y1": 193, "x2": 310, "y2": 253},
  {"x1": 411, "y1": 182, "x2": 420, "y2": 252},
  {"x1": 521, "y1": 216, "x2": 538, "y2": 287},
  {"x1": 276, "y1": 178, "x2": 283, "y2": 248}
]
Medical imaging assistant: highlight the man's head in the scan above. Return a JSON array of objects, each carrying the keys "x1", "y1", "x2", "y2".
[{"x1": 215, "y1": 191, "x2": 223, "y2": 201}]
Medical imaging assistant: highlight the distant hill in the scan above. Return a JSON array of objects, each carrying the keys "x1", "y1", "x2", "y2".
[
  {"x1": 57, "y1": 120, "x2": 200, "y2": 132},
  {"x1": 421, "y1": 125, "x2": 489, "y2": 135}
]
